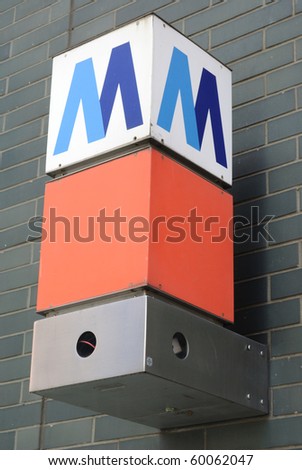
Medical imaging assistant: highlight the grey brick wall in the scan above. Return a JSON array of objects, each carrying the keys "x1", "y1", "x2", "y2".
[{"x1": 1, "y1": 0, "x2": 302, "y2": 449}]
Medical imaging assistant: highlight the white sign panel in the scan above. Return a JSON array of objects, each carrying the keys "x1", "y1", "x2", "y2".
[
  {"x1": 46, "y1": 18, "x2": 153, "y2": 175},
  {"x1": 151, "y1": 18, "x2": 232, "y2": 185},
  {"x1": 46, "y1": 15, "x2": 232, "y2": 184}
]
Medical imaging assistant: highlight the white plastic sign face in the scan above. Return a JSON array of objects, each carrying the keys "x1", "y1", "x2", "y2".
[
  {"x1": 151, "y1": 18, "x2": 232, "y2": 185},
  {"x1": 46, "y1": 18, "x2": 153, "y2": 175},
  {"x1": 46, "y1": 15, "x2": 232, "y2": 184}
]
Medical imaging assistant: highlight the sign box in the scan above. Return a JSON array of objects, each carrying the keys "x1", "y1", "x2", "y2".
[{"x1": 46, "y1": 15, "x2": 232, "y2": 184}]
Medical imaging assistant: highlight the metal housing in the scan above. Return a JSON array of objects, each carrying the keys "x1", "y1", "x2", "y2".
[{"x1": 30, "y1": 295, "x2": 268, "y2": 429}]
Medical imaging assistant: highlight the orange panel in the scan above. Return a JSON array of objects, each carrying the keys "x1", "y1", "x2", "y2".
[
  {"x1": 37, "y1": 148, "x2": 233, "y2": 321},
  {"x1": 37, "y1": 151, "x2": 151, "y2": 312},
  {"x1": 148, "y1": 150, "x2": 233, "y2": 321}
]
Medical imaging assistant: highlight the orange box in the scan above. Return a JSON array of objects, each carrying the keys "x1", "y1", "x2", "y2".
[{"x1": 37, "y1": 148, "x2": 234, "y2": 321}]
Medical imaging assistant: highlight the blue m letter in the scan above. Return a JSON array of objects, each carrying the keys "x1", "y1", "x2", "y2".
[
  {"x1": 157, "y1": 47, "x2": 199, "y2": 150},
  {"x1": 157, "y1": 47, "x2": 227, "y2": 168},
  {"x1": 54, "y1": 42, "x2": 143, "y2": 155},
  {"x1": 100, "y1": 42, "x2": 143, "y2": 133},
  {"x1": 54, "y1": 58, "x2": 105, "y2": 155},
  {"x1": 195, "y1": 69, "x2": 227, "y2": 168}
]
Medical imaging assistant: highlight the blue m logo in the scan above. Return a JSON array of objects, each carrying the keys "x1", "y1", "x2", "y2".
[
  {"x1": 54, "y1": 43, "x2": 227, "y2": 170},
  {"x1": 157, "y1": 47, "x2": 227, "y2": 168},
  {"x1": 54, "y1": 42, "x2": 143, "y2": 155}
]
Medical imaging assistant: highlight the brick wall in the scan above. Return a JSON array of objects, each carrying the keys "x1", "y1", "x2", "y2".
[{"x1": 1, "y1": 0, "x2": 302, "y2": 449}]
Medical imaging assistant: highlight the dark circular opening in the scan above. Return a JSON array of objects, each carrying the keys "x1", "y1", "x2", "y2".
[
  {"x1": 76, "y1": 331, "x2": 97, "y2": 358},
  {"x1": 172, "y1": 332, "x2": 188, "y2": 359}
]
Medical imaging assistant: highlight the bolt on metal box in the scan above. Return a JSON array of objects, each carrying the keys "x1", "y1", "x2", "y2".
[{"x1": 30, "y1": 295, "x2": 268, "y2": 429}]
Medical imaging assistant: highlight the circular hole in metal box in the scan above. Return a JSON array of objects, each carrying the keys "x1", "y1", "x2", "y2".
[
  {"x1": 172, "y1": 332, "x2": 188, "y2": 359},
  {"x1": 76, "y1": 331, "x2": 97, "y2": 358}
]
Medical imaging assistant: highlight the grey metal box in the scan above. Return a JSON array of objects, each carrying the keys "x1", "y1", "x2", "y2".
[{"x1": 30, "y1": 295, "x2": 268, "y2": 429}]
